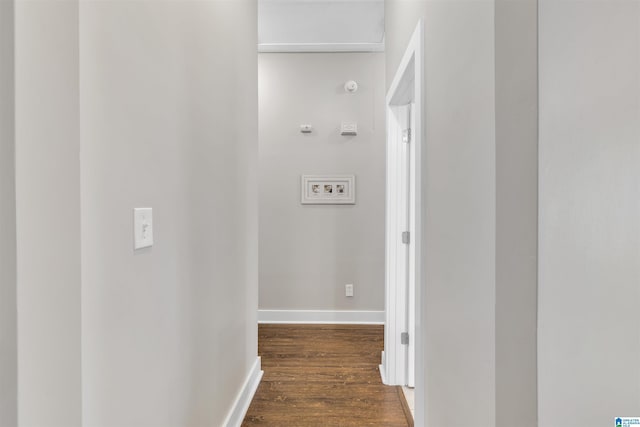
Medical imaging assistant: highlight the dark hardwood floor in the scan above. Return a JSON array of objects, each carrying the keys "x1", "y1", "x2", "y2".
[{"x1": 242, "y1": 324, "x2": 409, "y2": 427}]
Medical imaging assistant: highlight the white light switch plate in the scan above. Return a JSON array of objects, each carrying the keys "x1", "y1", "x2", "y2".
[{"x1": 134, "y1": 208, "x2": 153, "y2": 250}]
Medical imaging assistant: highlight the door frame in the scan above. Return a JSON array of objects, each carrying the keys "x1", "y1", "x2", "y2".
[{"x1": 380, "y1": 19, "x2": 425, "y2": 425}]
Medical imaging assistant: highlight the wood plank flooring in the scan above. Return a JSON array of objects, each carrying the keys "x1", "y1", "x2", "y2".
[{"x1": 242, "y1": 324, "x2": 409, "y2": 427}]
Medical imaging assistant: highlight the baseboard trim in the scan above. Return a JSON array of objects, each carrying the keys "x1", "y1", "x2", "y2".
[
  {"x1": 397, "y1": 386, "x2": 415, "y2": 427},
  {"x1": 258, "y1": 309, "x2": 385, "y2": 325},
  {"x1": 223, "y1": 356, "x2": 263, "y2": 427},
  {"x1": 379, "y1": 350, "x2": 388, "y2": 384}
]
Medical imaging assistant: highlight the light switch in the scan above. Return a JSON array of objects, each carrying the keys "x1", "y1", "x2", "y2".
[{"x1": 134, "y1": 208, "x2": 153, "y2": 250}]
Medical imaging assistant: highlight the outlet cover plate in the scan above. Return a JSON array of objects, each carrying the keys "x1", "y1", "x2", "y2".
[{"x1": 345, "y1": 284, "x2": 354, "y2": 297}]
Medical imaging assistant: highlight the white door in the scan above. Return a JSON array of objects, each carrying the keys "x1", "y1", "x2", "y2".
[
  {"x1": 382, "y1": 102, "x2": 415, "y2": 388},
  {"x1": 406, "y1": 103, "x2": 416, "y2": 388},
  {"x1": 400, "y1": 103, "x2": 416, "y2": 388}
]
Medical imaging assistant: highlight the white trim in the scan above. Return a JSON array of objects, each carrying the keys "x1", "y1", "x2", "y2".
[
  {"x1": 258, "y1": 310, "x2": 385, "y2": 324},
  {"x1": 382, "y1": 19, "x2": 425, "y2": 427},
  {"x1": 258, "y1": 41, "x2": 385, "y2": 53},
  {"x1": 379, "y1": 350, "x2": 387, "y2": 384},
  {"x1": 222, "y1": 357, "x2": 263, "y2": 427}
]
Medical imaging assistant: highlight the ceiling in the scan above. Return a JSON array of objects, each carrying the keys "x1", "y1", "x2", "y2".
[{"x1": 258, "y1": 0, "x2": 385, "y2": 52}]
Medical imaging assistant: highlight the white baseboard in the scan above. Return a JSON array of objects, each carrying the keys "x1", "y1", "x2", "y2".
[
  {"x1": 379, "y1": 350, "x2": 387, "y2": 384},
  {"x1": 258, "y1": 309, "x2": 385, "y2": 325},
  {"x1": 223, "y1": 356, "x2": 263, "y2": 427}
]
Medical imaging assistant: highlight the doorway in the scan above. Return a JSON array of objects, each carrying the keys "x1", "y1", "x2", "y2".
[{"x1": 380, "y1": 19, "x2": 424, "y2": 425}]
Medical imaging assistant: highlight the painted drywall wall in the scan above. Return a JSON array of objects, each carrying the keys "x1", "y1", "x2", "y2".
[
  {"x1": 495, "y1": 1, "x2": 538, "y2": 426},
  {"x1": 0, "y1": 1, "x2": 17, "y2": 425},
  {"x1": 79, "y1": 1, "x2": 258, "y2": 425},
  {"x1": 538, "y1": 1, "x2": 640, "y2": 425},
  {"x1": 385, "y1": 1, "x2": 497, "y2": 425},
  {"x1": 258, "y1": 52, "x2": 386, "y2": 312},
  {"x1": 14, "y1": 0, "x2": 83, "y2": 425}
]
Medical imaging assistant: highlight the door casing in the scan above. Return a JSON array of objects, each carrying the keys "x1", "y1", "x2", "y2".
[{"x1": 380, "y1": 19, "x2": 425, "y2": 426}]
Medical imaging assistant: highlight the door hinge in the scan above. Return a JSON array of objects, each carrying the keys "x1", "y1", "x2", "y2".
[
  {"x1": 401, "y1": 332, "x2": 409, "y2": 345},
  {"x1": 402, "y1": 128, "x2": 411, "y2": 143},
  {"x1": 402, "y1": 231, "x2": 410, "y2": 244}
]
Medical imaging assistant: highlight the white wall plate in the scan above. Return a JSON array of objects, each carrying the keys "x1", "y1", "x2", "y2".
[
  {"x1": 133, "y1": 208, "x2": 153, "y2": 250},
  {"x1": 300, "y1": 175, "x2": 355, "y2": 205}
]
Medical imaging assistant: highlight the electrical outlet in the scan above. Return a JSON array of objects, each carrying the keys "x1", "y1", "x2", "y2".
[{"x1": 345, "y1": 284, "x2": 354, "y2": 297}]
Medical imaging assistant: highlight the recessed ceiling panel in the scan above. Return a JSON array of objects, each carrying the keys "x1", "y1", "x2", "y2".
[{"x1": 258, "y1": 0, "x2": 385, "y2": 52}]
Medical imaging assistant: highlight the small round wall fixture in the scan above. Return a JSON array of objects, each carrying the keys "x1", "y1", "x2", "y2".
[{"x1": 344, "y1": 80, "x2": 358, "y2": 93}]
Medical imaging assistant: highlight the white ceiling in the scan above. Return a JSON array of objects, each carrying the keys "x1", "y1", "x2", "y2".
[{"x1": 258, "y1": 0, "x2": 385, "y2": 52}]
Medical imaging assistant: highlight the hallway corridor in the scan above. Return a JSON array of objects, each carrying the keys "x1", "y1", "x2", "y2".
[{"x1": 242, "y1": 324, "x2": 409, "y2": 426}]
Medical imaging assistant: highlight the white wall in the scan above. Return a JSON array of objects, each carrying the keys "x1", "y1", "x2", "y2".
[
  {"x1": 538, "y1": 1, "x2": 640, "y2": 425},
  {"x1": 258, "y1": 52, "x2": 386, "y2": 313},
  {"x1": 385, "y1": 1, "x2": 497, "y2": 425},
  {"x1": 9, "y1": 1, "x2": 258, "y2": 425},
  {"x1": 79, "y1": 1, "x2": 258, "y2": 425},
  {"x1": 0, "y1": 1, "x2": 17, "y2": 425},
  {"x1": 495, "y1": 1, "x2": 538, "y2": 426},
  {"x1": 388, "y1": 2, "x2": 639, "y2": 426},
  {"x1": 14, "y1": 0, "x2": 83, "y2": 424}
]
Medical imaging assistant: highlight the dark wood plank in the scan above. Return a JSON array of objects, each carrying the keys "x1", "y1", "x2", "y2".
[{"x1": 242, "y1": 324, "x2": 409, "y2": 427}]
